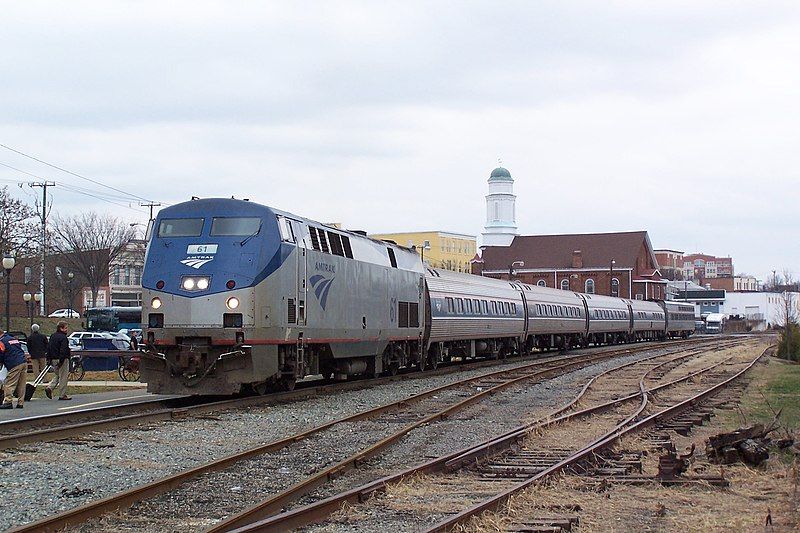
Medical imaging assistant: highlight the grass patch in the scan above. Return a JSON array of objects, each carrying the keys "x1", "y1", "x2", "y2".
[{"x1": 725, "y1": 357, "x2": 800, "y2": 444}]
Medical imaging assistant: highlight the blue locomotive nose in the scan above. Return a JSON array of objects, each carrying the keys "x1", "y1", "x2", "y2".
[{"x1": 142, "y1": 198, "x2": 284, "y2": 296}]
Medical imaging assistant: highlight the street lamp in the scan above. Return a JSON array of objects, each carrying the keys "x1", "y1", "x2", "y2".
[
  {"x1": 3, "y1": 256, "x2": 15, "y2": 332},
  {"x1": 23, "y1": 292, "x2": 39, "y2": 327},
  {"x1": 610, "y1": 259, "x2": 616, "y2": 296},
  {"x1": 67, "y1": 271, "x2": 75, "y2": 317},
  {"x1": 509, "y1": 260, "x2": 525, "y2": 280},
  {"x1": 417, "y1": 240, "x2": 431, "y2": 264}
]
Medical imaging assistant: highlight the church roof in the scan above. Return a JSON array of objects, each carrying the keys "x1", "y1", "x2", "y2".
[
  {"x1": 489, "y1": 167, "x2": 512, "y2": 180},
  {"x1": 480, "y1": 231, "x2": 657, "y2": 272}
]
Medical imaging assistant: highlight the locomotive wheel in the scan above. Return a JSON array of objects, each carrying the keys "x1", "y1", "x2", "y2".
[
  {"x1": 428, "y1": 353, "x2": 439, "y2": 370},
  {"x1": 387, "y1": 362, "x2": 400, "y2": 376},
  {"x1": 253, "y1": 382, "x2": 270, "y2": 396},
  {"x1": 417, "y1": 356, "x2": 427, "y2": 372}
]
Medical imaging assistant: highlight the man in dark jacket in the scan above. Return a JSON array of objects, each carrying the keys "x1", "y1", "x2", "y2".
[
  {"x1": 1, "y1": 330, "x2": 27, "y2": 409},
  {"x1": 27, "y1": 324, "x2": 49, "y2": 381},
  {"x1": 45, "y1": 321, "x2": 71, "y2": 401}
]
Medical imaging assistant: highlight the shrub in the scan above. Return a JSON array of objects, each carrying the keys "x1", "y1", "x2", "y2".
[{"x1": 778, "y1": 323, "x2": 800, "y2": 362}]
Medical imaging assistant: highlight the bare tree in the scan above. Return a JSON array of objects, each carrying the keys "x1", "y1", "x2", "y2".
[
  {"x1": 775, "y1": 271, "x2": 800, "y2": 360},
  {"x1": 0, "y1": 186, "x2": 40, "y2": 256},
  {"x1": 51, "y1": 212, "x2": 137, "y2": 307}
]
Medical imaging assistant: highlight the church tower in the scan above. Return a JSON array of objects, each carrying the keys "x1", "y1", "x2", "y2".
[{"x1": 481, "y1": 166, "x2": 518, "y2": 247}]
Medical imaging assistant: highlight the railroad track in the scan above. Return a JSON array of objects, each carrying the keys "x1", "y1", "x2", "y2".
[
  {"x1": 6, "y1": 338, "x2": 714, "y2": 532},
  {"x1": 0, "y1": 343, "x2": 631, "y2": 451},
  {"x1": 220, "y1": 339, "x2": 761, "y2": 532}
]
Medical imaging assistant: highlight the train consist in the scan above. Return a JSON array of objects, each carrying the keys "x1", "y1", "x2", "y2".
[{"x1": 140, "y1": 198, "x2": 694, "y2": 395}]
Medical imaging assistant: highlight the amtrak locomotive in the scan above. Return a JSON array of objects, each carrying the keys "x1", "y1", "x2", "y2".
[{"x1": 140, "y1": 198, "x2": 694, "y2": 395}]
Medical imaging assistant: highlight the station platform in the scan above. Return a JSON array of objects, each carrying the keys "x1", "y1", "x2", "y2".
[{"x1": 0, "y1": 387, "x2": 183, "y2": 423}]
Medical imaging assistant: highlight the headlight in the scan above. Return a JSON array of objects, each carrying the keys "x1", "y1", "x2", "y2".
[
  {"x1": 151, "y1": 297, "x2": 162, "y2": 309},
  {"x1": 181, "y1": 276, "x2": 210, "y2": 291},
  {"x1": 226, "y1": 297, "x2": 240, "y2": 310}
]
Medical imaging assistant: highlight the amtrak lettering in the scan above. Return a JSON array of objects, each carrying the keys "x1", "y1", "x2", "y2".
[
  {"x1": 181, "y1": 255, "x2": 214, "y2": 269},
  {"x1": 315, "y1": 262, "x2": 335, "y2": 274}
]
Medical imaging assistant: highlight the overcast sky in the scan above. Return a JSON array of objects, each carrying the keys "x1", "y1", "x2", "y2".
[{"x1": 1, "y1": 1, "x2": 798, "y2": 281}]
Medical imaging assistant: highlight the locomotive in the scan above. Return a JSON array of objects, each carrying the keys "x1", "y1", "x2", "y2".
[{"x1": 140, "y1": 198, "x2": 694, "y2": 395}]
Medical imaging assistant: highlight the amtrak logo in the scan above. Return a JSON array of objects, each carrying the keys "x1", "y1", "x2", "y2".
[
  {"x1": 181, "y1": 257, "x2": 214, "y2": 269},
  {"x1": 309, "y1": 274, "x2": 335, "y2": 310}
]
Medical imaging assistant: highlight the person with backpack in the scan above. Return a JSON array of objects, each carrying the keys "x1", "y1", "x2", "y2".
[
  {"x1": 0, "y1": 330, "x2": 27, "y2": 409},
  {"x1": 45, "y1": 321, "x2": 71, "y2": 401}
]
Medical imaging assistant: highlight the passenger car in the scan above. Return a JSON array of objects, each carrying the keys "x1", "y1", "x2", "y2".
[{"x1": 48, "y1": 309, "x2": 80, "y2": 318}]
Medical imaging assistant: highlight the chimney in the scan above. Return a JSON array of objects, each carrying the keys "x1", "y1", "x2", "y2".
[{"x1": 572, "y1": 250, "x2": 583, "y2": 269}]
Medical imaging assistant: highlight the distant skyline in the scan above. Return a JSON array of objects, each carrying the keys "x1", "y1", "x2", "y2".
[{"x1": 1, "y1": 1, "x2": 798, "y2": 282}]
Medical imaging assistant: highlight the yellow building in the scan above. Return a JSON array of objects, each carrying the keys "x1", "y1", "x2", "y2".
[{"x1": 368, "y1": 231, "x2": 477, "y2": 273}]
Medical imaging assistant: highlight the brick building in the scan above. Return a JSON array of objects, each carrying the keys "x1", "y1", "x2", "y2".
[
  {"x1": 474, "y1": 231, "x2": 667, "y2": 300},
  {"x1": 682, "y1": 253, "x2": 734, "y2": 281},
  {"x1": 654, "y1": 249, "x2": 684, "y2": 281}
]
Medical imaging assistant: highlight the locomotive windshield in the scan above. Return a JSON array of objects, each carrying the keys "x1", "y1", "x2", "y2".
[
  {"x1": 210, "y1": 217, "x2": 261, "y2": 236},
  {"x1": 158, "y1": 218, "x2": 204, "y2": 237}
]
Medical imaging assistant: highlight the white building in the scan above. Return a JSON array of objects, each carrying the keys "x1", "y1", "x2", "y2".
[
  {"x1": 481, "y1": 166, "x2": 518, "y2": 248},
  {"x1": 721, "y1": 291, "x2": 800, "y2": 330}
]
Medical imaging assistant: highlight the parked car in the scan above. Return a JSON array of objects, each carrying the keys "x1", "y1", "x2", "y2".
[{"x1": 49, "y1": 309, "x2": 80, "y2": 318}]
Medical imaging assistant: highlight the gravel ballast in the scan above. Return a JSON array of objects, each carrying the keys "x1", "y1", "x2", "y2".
[{"x1": 0, "y1": 343, "x2": 691, "y2": 530}]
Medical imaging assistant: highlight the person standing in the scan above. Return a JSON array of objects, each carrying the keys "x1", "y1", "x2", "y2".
[
  {"x1": 27, "y1": 324, "x2": 49, "y2": 382},
  {"x1": 0, "y1": 330, "x2": 28, "y2": 409},
  {"x1": 45, "y1": 321, "x2": 71, "y2": 401}
]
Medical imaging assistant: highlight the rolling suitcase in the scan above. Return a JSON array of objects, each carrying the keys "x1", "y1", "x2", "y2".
[{"x1": 24, "y1": 365, "x2": 52, "y2": 401}]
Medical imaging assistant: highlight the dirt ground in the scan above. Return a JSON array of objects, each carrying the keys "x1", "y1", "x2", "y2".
[{"x1": 467, "y1": 351, "x2": 800, "y2": 532}]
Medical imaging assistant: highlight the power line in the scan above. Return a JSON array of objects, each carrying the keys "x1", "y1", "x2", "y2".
[
  {"x1": 2, "y1": 161, "x2": 149, "y2": 212},
  {"x1": 0, "y1": 142, "x2": 160, "y2": 204}
]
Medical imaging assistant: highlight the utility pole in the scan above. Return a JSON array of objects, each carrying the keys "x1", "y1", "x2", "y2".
[
  {"x1": 29, "y1": 181, "x2": 55, "y2": 316},
  {"x1": 139, "y1": 202, "x2": 161, "y2": 223}
]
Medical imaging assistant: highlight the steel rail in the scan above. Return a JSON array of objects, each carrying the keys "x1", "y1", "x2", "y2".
[
  {"x1": 204, "y1": 345, "x2": 666, "y2": 533},
  {"x1": 7, "y1": 340, "x2": 684, "y2": 533},
  {"x1": 228, "y1": 340, "x2": 754, "y2": 532},
  {"x1": 423, "y1": 344, "x2": 770, "y2": 532},
  {"x1": 2, "y1": 342, "x2": 635, "y2": 451}
]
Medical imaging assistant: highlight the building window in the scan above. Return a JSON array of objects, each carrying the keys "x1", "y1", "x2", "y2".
[
  {"x1": 560, "y1": 279, "x2": 569, "y2": 291},
  {"x1": 585, "y1": 279, "x2": 595, "y2": 294},
  {"x1": 611, "y1": 278, "x2": 619, "y2": 297},
  {"x1": 537, "y1": 280, "x2": 546, "y2": 287},
  {"x1": 24, "y1": 266, "x2": 32, "y2": 285}
]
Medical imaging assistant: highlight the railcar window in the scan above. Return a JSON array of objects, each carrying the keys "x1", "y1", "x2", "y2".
[
  {"x1": 466, "y1": 299, "x2": 473, "y2": 313},
  {"x1": 446, "y1": 297, "x2": 454, "y2": 313},
  {"x1": 399, "y1": 302, "x2": 409, "y2": 327},
  {"x1": 482, "y1": 300, "x2": 488, "y2": 314},
  {"x1": 327, "y1": 231, "x2": 344, "y2": 256},
  {"x1": 409, "y1": 302, "x2": 419, "y2": 327},
  {"x1": 308, "y1": 227, "x2": 321, "y2": 251},
  {"x1": 492, "y1": 301, "x2": 498, "y2": 315},
  {"x1": 210, "y1": 217, "x2": 261, "y2": 236},
  {"x1": 473, "y1": 299, "x2": 480, "y2": 313},
  {"x1": 341, "y1": 236, "x2": 353, "y2": 259},
  {"x1": 456, "y1": 298, "x2": 464, "y2": 313},
  {"x1": 158, "y1": 218, "x2": 204, "y2": 237},
  {"x1": 511, "y1": 303, "x2": 517, "y2": 314},
  {"x1": 536, "y1": 304, "x2": 542, "y2": 315},
  {"x1": 276, "y1": 217, "x2": 296, "y2": 242},
  {"x1": 319, "y1": 231, "x2": 330, "y2": 254},
  {"x1": 387, "y1": 248, "x2": 397, "y2": 268}
]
